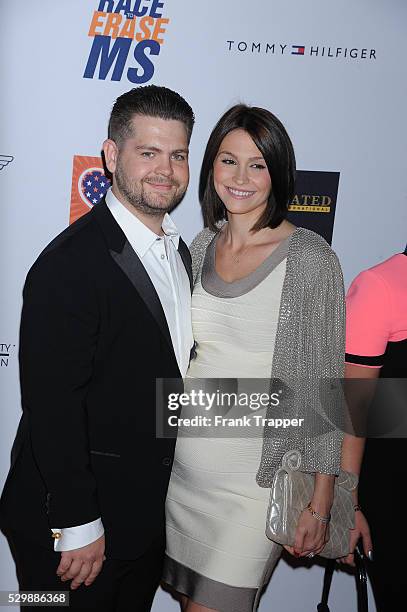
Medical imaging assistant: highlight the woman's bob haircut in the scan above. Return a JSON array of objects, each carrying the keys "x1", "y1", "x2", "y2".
[{"x1": 199, "y1": 104, "x2": 296, "y2": 232}]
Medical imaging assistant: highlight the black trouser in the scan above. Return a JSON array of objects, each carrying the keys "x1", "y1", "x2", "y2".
[
  {"x1": 5, "y1": 529, "x2": 165, "y2": 611},
  {"x1": 359, "y1": 439, "x2": 404, "y2": 612}
]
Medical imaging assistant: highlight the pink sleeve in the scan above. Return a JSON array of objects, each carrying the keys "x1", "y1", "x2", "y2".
[{"x1": 345, "y1": 269, "x2": 391, "y2": 367}]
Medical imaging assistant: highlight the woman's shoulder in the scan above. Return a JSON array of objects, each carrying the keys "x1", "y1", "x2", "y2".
[
  {"x1": 289, "y1": 227, "x2": 343, "y2": 288},
  {"x1": 189, "y1": 226, "x2": 219, "y2": 281},
  {"x1": 291, "y1": 227, "x2": 339, "y2": 266},
  {"x1": 189, "y1": 226, "x2": 217, "y2": 251},
  {"x1": 292, "y1": 226, "x2": 333, "y2": 255}
]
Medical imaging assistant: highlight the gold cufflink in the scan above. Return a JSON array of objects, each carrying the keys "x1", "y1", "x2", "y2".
[{"x1": 52, "y1": 532, "x2": 61, "y2": 539}]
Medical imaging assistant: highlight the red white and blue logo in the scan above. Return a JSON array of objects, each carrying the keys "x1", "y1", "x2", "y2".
[
  {"x1": 70, "y1": 155, "x2": 111, "y2": 224},
  {"x1": 80, "y1": 168, "x2": 111, "y2": 208}
]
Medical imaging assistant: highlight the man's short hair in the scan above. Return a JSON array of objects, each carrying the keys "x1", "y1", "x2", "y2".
[{"x1": 108, "y1": 85, "x2": 195, "y2": 146}]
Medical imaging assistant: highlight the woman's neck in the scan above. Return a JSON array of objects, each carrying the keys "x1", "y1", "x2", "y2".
[
  {"x1": 223, "y1": 212, "x2": 294, "y2": 248},
  {"x1": 223, "y1": 213, "x2": 258, "y2": 248}
]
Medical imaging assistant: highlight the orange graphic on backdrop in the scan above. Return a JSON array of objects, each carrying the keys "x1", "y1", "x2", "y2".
[{"x1": 69, "y1": 155, "x2": 111, "y2": 224}]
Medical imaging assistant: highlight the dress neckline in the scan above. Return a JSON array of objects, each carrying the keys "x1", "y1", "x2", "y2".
[{"x1": 201, "y1": 229, "x2": 295, "y2": 298}]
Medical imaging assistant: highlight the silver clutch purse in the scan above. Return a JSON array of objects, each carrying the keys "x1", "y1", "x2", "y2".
[{"x1": 266, "y1": 450, "x2": 358, "y2": 559}]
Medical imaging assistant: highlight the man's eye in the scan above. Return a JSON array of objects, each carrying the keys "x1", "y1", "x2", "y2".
[
  {"x1": 172, "y1": 154, "x2": 186, "y2": 161},
  {"x1": 141, "y1": 151, "x2": 155, "y2": 158}
]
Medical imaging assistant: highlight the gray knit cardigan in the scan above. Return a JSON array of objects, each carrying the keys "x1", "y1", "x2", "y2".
[{"x1": 189, "y1": 225, "x2": 346, "y2": 485}]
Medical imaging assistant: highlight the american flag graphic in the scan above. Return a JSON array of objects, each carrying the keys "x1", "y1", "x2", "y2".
[
  {"x1": 81, "y1": 170, "x2": 111, "y2": 206},
  {"x1": 70, "y1": 155, "x2": 111, "y2": 224}
]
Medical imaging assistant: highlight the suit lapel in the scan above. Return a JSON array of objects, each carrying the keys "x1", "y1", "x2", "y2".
[
  {"x1": 93, "y1": 200, "x2": 175, "y2": 355},
  {"x1": 93, "y1": 200, "x2": 193, "y2": 357},
  {"x1": 110, "y1": 242, "x2": 174, "y2": 353},
  {"x1": 178, "y1": 237, "x2": 193, "y2": 293},
  {"x1": 93, "y1": 200, "x2": 193, "y2": 360}
]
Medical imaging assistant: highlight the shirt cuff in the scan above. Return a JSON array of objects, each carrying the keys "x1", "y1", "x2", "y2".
[{"x1": 51, "y1": 518, "x2": 104, "y2": 552}]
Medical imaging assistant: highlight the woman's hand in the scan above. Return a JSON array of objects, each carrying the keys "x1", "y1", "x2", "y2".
[
  {"x1": 284, "y1": 507, "x2": 330, "y2": 558},
  {"x1": 283, "y1": 507, "x2": 330, "y2": 558},
  {"x1": 337, "y1": 510, "x2": 372, "y2": 566},
  {"x1": 283, "y1": 474, "x2": 334, "y2": 559}
]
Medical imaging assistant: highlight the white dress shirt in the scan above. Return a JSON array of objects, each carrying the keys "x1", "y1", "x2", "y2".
[{"x1": 51, "y1": 190, "x2": 193, "y2": 550}]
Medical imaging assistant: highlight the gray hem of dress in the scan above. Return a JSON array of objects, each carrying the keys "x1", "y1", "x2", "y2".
[
  {"x1": 162, "y1": 554, "x2": 259, "y2": 612},
  {"x1": 201, "y1": 231, "x2": 292, "y2": 298}
]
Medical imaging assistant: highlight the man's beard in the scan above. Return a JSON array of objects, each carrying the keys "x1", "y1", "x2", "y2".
[{"x1": 115, "y1": 162, "x2": 186, "y2": 217}]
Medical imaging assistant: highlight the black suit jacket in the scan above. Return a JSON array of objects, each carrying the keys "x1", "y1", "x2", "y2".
[{"x1": 0, "y1": 200, "x2": 192, "y2": 559}]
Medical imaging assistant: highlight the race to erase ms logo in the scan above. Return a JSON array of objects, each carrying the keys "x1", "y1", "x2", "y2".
[
  {"x1": 70, "y1": 156, "x2": 111, "y2": 224},
  {"x1": 83, "y1": 0, "x2": 169, "y2": 83}
]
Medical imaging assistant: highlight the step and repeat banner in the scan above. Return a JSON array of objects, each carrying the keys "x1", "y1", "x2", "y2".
[{"x1": 1, "y1": 1, "x2": 406, "y2": 610}]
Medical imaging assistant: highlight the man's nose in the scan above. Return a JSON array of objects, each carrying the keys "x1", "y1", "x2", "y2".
[{"x1": 154, "y1": 155, "x2": 174, "y2": 177}]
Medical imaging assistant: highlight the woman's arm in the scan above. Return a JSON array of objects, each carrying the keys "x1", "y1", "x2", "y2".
[
  {"x1": 341, "y1": 362, "x2": 379, "y2": 499},
  {"x1": 289, "y1": 247, "x2": 345, "y2": 558},
  {"x1": 338, "y1": 362, "x2": 377, "y2": 564},
  {"x1": 311, "y1": 473, "x2": 335, "y2": 516}
]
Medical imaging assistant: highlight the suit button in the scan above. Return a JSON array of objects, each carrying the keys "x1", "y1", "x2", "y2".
[{"x1": 162, "y1": 457, "x2": 171, "y2": 466}]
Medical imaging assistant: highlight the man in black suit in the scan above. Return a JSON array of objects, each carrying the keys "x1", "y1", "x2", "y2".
[{"x1": 0, "y1": 85, "x2": 195, "y2": 610}]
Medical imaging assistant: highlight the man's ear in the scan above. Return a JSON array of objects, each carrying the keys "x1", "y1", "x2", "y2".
[{"x1": 103, "y1": 139, "x2": 118, "y2": 174}]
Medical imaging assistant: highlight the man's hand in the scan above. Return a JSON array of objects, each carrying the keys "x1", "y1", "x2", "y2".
[{"x1": 56, "y1": 534, "x2": 105, "y2": 590}]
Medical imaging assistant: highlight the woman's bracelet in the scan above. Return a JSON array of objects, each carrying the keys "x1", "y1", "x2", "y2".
[{"x1": 306, "y1": 502, "x2": 331, "y2": 524}]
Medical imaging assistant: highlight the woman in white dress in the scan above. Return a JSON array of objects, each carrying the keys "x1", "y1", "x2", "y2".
[{"x1": 163, "y1": 105, "x2": 345, "y2": 612}]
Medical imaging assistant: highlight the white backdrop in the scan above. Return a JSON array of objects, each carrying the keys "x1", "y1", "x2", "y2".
[{"x1": 1, "y1": 1, "x2": 407, "y2": 610}]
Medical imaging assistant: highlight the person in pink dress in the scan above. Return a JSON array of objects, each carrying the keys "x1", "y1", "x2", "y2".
[{"x1": 341, "y1": 248, "x2": 407, "y2": 611}]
